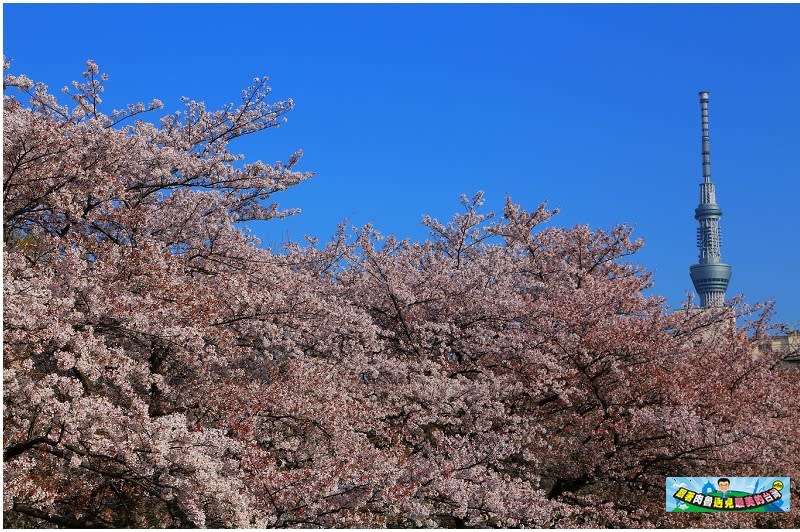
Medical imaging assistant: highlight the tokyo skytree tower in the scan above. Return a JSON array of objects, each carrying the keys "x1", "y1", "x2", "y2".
[{"x1": 689, "y1": 91, "x2": 732, "y2": 308}]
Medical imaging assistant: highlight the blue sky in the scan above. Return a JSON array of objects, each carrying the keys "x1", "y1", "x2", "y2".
[{"x1": 4, "y1": 4, "x2": 799, "y2": 326}]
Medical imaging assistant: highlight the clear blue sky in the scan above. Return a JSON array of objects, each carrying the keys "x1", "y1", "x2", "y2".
[{"x1": 4, "y1": 4, "x2": 799, "y2": 326}]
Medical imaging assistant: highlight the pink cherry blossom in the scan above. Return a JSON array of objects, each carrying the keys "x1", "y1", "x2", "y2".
[{"x1": 4, "y1": 61, "x2": 799, "y2": 528}]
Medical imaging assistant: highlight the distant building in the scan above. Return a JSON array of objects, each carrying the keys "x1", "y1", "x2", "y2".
[{"x1": 755, "y1": 330, "x2": 800, "y2": 369}]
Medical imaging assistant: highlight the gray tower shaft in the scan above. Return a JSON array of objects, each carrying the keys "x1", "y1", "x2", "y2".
[{"x1": 690, "y1": 91, "x2": 731, "y2": 307}]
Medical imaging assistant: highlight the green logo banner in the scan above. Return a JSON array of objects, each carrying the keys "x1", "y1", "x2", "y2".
[{"x1": 666, "y1": 477, "x2": 790, "y2": 512}]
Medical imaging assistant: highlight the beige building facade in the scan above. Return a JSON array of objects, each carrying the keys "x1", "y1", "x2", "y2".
[{"x1": 756, "y1": 330, "x2": 800, "y2": 369}]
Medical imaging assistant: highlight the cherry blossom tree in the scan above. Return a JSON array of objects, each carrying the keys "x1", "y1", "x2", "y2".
[
  {"x1": 3, "y1": 59, "x2": 379, "y2": 527},
  {"x1": 4, "y1": 61, "x2": 799, "y2": 528},
  {"x1": 331, "y1": 193, "x2": 799, "y2": 527}
]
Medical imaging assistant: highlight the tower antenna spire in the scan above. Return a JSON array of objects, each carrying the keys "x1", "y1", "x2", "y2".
[
  {"x1": 700, "y1": 91, "x2": 712, "y2": 183},
  {"x1": 690, "y1": 91, "x2": 732, "y2": 308}
]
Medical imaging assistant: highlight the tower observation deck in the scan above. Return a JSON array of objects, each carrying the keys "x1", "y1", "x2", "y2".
[{"x1": 690, "y1": 91, "x2": 731, "y2": 307}]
